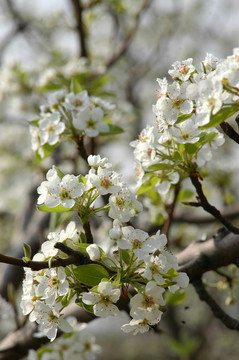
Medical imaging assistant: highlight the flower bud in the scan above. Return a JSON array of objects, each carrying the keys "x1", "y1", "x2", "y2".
[{"x1": 86, "y1": 244, "x2": 101, "y2": 261}]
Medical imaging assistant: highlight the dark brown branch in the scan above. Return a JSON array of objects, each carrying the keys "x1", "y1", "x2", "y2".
[
  {"x1": 0, "y1": 249, "x2": 89, "y2": 271},
  {"x1": 190, "y1": 175, "x2": 239, "y2": 234},
  {"x1": 70, "y1": 0, "x2": 88, "y2": 58},
  {"x1": 82, "y1": 220, "x2": 94, "y2": 244},
  {"x1": 177, "y1": 229, "x2": 239, "y2": 278},
  {"x1": 192, "y1": 277, "x2": 239, "y2": 330},
  {"x1": 220, "y1": 121, "x2": 239, "y2": 144}
]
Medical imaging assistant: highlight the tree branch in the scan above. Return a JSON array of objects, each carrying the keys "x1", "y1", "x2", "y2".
[
  {"x1": 192, "y1": 277, "x2": 239, "y2": 330},
  {"x1": 177, "y1": 228, "x2": 239, "y2": 278},
  {"x1": 220, "y1": 121, "x2": 239, "y2": 144},
  {"x1": 190, "y1": 175, "x2": 239, "y2": 234},
  {"x1": 0, "y1": 248, "x2": 90, "y2": 271},
  {"x1": 70, "y1": 0, "x2": 88, "y2": 58},
  {"x1": 106, "y1": 0, "x2": 152, "y2": 68}
]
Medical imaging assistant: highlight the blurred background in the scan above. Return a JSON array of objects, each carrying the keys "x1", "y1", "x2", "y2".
[{"x1": 0, "y1": 0, "x2": 239, "y2": 359}]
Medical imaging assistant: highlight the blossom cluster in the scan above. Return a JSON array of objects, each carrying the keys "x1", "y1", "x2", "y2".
[
  {"x1": 27, "y1": 317, "x2": 101, "y2": 360},
  {"x1": 21, "y1": 49, "x2": 239, "y2": 356},
  {"x1": 132, "y1": 49, "x2": 239, "y2": 194},
  {"x1": 29, "y1": 89, "x2": 114, "y2": 159}
]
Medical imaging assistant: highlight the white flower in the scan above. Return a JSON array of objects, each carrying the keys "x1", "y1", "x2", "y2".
[
  {"x1": 109, "y1": 219, "x2": 123, "y2": 240},
  {"x1": 48, "y1": 90, "x2": 66, "y2": 108},
  {"x1": 31, "y1": 302, "x2": 72, "y2": 341},
  {"x1": 87, "y1": 167, "x2": 122, "y2": 195},
  {"x1": 86, "y1": 244, "x2": 101, "y2": 261},
  {"x1": 36, "y1": 267, "x2": 69, "y2": 306},
  {"x1": 117, "y1": 226, "x2": 163, "y2": 260},
  {"x1": 87, "y1": 154, "x2": 112, "y2": 169},
  {"x1": 64, "y1": 90, "x2": 89, "y2": 111},
  {"x1": 73, "y1": 105, "x2": 109, "y2": 137},
  {"x1": 29, "y1": 125, "x2": 44, "y2": 158},
  {"x1": 143, "y1": 253, "x2": 172, "y2": 285},
  {"x1": 168, "y1": 272, "x2": 189, "y2": 294},
  {"x1": 37, "y1": 168, "x2": 85, "y2": 208},
  {"x1": 109, "y1": 185, "x2": 143, "y2": 222},
  {"x1": 39, "y1": 112, "x2": 65, "y2": 146},
  {"x1": 168, "y1": 58, "x2": 195, "y2": 81},
  {"x1": 169, "y1": 117, "x2": 201, "y2": 144},
  {"x1": 82, "y1": 281, "x2": 120, "y2": 317},
  {"x1": 121, "y1": 318, "x2": 150, "y2": 335}
]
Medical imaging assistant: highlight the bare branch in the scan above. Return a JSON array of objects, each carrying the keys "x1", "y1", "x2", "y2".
[
  {"x1": 106, "y1": 0, "x2": 152, "y2": 68},
  {"x1": 70, "y1": 0, "x2": 88, "y2": 58},
  {"x1": 220, "y1": 121, "x2": 239, "y2": 144},
  {"x1": 192, "y1": 277, "x2": 239, "y2": 331},
  {"x1": 190, "y1": 175, "x2": 239, "y2": 234}
]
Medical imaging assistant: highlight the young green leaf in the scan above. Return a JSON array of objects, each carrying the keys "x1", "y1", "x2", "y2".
[{"x1": 73, "y1": 264, "x2": 110, "y2": 286}]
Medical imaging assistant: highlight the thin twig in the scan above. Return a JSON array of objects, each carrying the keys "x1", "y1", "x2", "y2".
[
  {"x1": 190, "y1": 175, "x2": 239, "y2": 234},
  {"x1": 162, "y1": 183, "x2": 180, "y2": 238},
  {"x1": 192, "y1": 277, "x2": 239, "y2": 331},
  {"x1": 106, "y1": 0, "x2": 152, "y2": 68}
]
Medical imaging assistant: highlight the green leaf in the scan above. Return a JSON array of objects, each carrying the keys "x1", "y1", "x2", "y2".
[
  {"x1": 23, "y1": 243, "x2": 32, "y2": 259},
  {"x1": 137, "y1": 176, "x2": 160, "y2": 195},
  {"x1": 75, "y1": 298, "x2": 94, "y2": 313},
  {"x1": 100, "y1": 123, "x2": 124, "y2": 136},
  {"x1": 177, "y1": 189, "x2": 194, "y2": 202},
  {"x1": 168, "y1": 335, "x2": 200, "y2": 356},
  {"x1": 52, "y1": 166, "x2": 65, "y2": 179},
  {"x1": 61, "y1": 289, "x2": 73, "y2": 307},
  {"x1": 34, "y1": 143, "x2": 58, "y2": 164},
  {"x1": 175, "y1": 112, "x2": 193, "y2": 124},
  {"x1": 120, "y1": 249, "x2": 131, "y2": 265},
  {"x1": 147, "y1": 163, "x2": 174, "y2": 172},
  {"x1": 165, "y1": 289, "x2": 186, "y2": 306},
  {"x1": 37, "y1": 204, "x2": 73, "y2": 213},
  {"x1": 73, "y1": 264, "x2": 109, "y2": 286},
  {"x1": 71, "y1": 77, "x2": 83, "y2": 94},
  {"x1": 200, "y1": 105, "x2": 239, "y2": 130}
]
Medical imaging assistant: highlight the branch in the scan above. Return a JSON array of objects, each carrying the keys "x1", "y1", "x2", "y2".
[
  {"x1": 190, "y1": 175, "x2": 239, "y2": 234},
  {"x1": 172, "y1": 203, "x2": 239, "y2": 224},
  {"x1": 0, "y1": 247, "x2": 90, "y2": 271},
  {"x1": 192, "y1": 277, "x2": 239, "y2": 330},
  {"x1": 177, "y1": 229, "x2": 239, "y2": 278},
  {"x1": 220, "y1": 121, "x2": 239, "y2": 144},
  {"x1": 70, "y1": 0, "x2": 88, "y2": 58},
  {"x1": 106, "y1": 0, "x2": 152, "y2": 68},
  {"x1": 162, "y1": 183, "x2": 180, "y2": 238}
]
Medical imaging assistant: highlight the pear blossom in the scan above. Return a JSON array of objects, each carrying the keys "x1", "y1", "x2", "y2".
[
  {"x1": 168, "y1": 58, "x2": 195, "y2": 81},
  {"x1": 37, "y1": 167, "x2": 85, "y2": 208},
  {"x1": 73, "y1": 105, "x2": 109, "y2": 137},
  {"x1": 39, "y1": 112, "x2": 65, "y2": 146},
  {"x1": 87, "y1": 154, "x2": 112, "y2": 170},
  {"x1": 82, "y1": 281, "x2": 120, "y2": 317},
  {"x1": 29, "y1": 125, "x2": 44, "y2": 158},
  {"x1": 87, "y1": 167, "x2": 122, "y2": 195},
  {"x1": 109, "y1": 185, "x2": 143, "y2": 222},
  {"x1": 36, "y1": 267, "x2": 69, "y2": 306},
  {"x1": 168, "y1": 272, "x2": 189, "y2": 294},
  {"x1": 117, "y1": 226, "x2": 165, "y2": 260},
  {"x1": 32, "y1": 302, "x2": 72, "y2": 341},
  {"x1": 121, "y1": 318, "x2": 150, "y2": 335},
  {"x1": 63, "y1": 90, "x2": 89, "y2": 111}
]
